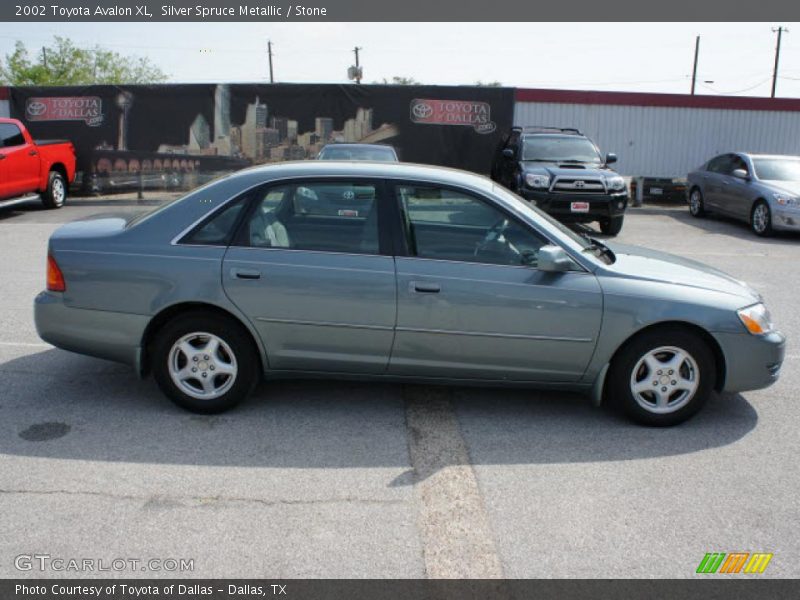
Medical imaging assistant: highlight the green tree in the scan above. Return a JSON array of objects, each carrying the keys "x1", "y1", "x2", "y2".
[
  {"x1": 0, "y1": 37, "x2": 167, "y2": 85},
  {"x1": 376, "y1": 76, "x2": 420, "y2": 85}
]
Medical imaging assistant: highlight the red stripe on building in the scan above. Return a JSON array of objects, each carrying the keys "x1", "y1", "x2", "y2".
[{"x1": 515, "y1": 88, "x2": 800, "y2": 112}]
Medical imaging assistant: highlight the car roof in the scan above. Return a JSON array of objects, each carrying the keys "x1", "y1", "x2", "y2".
[
  {"x1": 226, "y1": 160, "x2": 495, "y2": 192},
  {"x1": 320, "y1": 143, "x2": 395, "y2": 149},
  {"x1": 740, "y1": 153, "x2": 800, "y2": 160}
]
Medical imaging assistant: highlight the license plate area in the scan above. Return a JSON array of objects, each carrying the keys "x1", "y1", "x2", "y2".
[{"x1": 570, "y1": 201, "x2": 590, "y2": 213}]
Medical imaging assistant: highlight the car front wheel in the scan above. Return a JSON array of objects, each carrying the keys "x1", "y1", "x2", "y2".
[
  {"x1": 751, "y1": 201, "x2": 773, "y2": 237},
  {"x1": 599, "y1": 215, "x2": 624, "y2": 236},
  {"x1": 152, "y1": 312, "x2": 259, "y2": 413},
  {"x1": 607, "y1": 329, "x2": 715, "y2": 426},
  {"x1": 689, "y1": 188, "x2": 705, "y2": 217}
]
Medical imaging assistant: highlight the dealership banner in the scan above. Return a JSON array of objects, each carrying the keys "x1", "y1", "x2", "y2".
[{"x1": 9, "y1": 83, "x2": 514, "y2": 194}]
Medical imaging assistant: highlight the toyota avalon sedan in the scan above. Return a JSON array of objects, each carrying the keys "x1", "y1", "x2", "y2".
[{"x1": 34, "y1": 162, "x2": 784, "y2": 426}]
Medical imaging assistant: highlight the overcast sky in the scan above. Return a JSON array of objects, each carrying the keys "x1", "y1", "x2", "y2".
[{"x1": 1, "y1": 22, "x2": 799, "y2": 97}]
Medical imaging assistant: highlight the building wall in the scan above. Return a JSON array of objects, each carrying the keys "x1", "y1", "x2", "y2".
[
  {"x1": 514, "y1": 90, "x2": 800, "y2": 178},
  {"x1": 0, "y1": 86, "x2": 9, "y2": 118}
]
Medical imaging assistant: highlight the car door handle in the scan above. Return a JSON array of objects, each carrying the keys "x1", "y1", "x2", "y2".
[
  {"x1": 28, "y1": 150, "x2": 38, "y2": 156},
  {"x1": 410, "y1": 281, "x2": 440, "y2": 294},
  {"x1": 231, "y1": 268, "x2": 261, "y2": 280}
]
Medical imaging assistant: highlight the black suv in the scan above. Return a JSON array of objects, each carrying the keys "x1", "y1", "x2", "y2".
[{"x1": 491, "y1": 126, "x2": 628, "y2": 235}]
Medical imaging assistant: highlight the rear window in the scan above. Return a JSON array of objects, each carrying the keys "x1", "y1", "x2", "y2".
[{"x1": 319, "y1": 146, "x2": 396, "y2": 161}]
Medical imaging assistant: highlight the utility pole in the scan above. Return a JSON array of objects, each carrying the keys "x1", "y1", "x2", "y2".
[
  {"x1": 267, "y1": 40, "x2": 274, "y2": 83},
  {"x1": 42, "y1": 47, "x2": 48, "y2": 70},
  {"x1": 771, "y1": 26, "x2": 788, "y2": 98},
  {"x1": 353, "y1": 46, "x2": 362, "y2": 84},
  {"x1": 690, "y1": 35, "x2": 700, "y2": 95}
]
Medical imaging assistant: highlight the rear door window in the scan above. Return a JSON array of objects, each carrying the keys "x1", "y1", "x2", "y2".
[{"x1": 237, "y1": 181, "x2": 382, "y2": 255}]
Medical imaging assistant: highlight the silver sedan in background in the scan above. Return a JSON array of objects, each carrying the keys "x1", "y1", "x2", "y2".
[
  {"x1": 687, "y1": 153, "x2": 800, "y2": 236},
  {"x1": 34, "y1": 162, "x2": 785, "y2": 426}
]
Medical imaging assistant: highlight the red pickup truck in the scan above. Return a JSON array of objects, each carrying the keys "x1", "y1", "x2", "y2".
[{"x1": 0, "y1": 118, "x2": 76, "y2": 210}]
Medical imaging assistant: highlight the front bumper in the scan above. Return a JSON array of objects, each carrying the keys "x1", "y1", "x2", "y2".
[
  {"x1": 34, "y1": 291, "x2": 149, "y2": 369},
  {"x1": 772, "y1": 207, "x2": 800, "y2": 232},
  {"x1": 518, "y1": 189, "x2": 628, "y2": 222},
  {"x1": 713, "y1": 330, "x2": 786, "y2": 393}
]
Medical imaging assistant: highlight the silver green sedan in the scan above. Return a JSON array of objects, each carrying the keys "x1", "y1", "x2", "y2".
[{"x1": 34, "y1": 162, "x2": 785, "y2": 426}]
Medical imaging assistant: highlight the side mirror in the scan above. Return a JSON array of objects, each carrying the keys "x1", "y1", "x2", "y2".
[
  {"x1": 732, "y1": 168, "x2": 750, "y2": 180},
  {"x1": 502, "y1": 148, "x2": 514, "y2": 159},
  {"x1": 537, "y1": 245, "x2": 575, "y2": 272},
  {"x1": 605, "y1": 153, "x2": 618, "y2": 165}
]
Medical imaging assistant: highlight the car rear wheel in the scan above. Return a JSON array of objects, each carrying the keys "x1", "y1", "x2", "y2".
[
  {"x1": 607, "y1": 329, "x2": 715, "y2": 426},
  {"x1": 152, "y1": 312, "x2": 259, "y2": 413},
  {"x1": 599, "y1": 215, "x2": 624, "y2": 236},
  {"x1": 689, "y1": 188, "x2": 705, "y2": 217},
  {"x1": 751, "y1": 201, "x2": 773, "y2": 237},
  {"x1": 41, "y1": 171, "x2": 66, "y2": 209}
]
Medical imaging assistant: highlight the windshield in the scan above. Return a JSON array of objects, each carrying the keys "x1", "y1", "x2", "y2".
[
  {"x1": 752, "y1": 157, "x2": 800, "y2": 181},
  {"x1": 521, "y1": 135, "x2": 602, "y2": 164},
  {"x1": 319, "y1": 146, "x2": 396, "y2": 161}
]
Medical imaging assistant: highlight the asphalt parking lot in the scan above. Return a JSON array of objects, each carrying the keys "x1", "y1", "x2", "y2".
[{"x1": 1, "y1": 195, "x2": 798, "y2": 579}]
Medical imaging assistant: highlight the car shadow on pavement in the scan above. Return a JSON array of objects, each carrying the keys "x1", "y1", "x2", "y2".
[
  {"x1": 629, "y1": 206, "x2": 800, "y2": 242},
  {"x1": 0, "y1": 349, "x2": 758, "y2": 473}
]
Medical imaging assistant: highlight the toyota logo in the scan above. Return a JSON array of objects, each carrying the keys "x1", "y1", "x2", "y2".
[
  {"x1": 574, "y1": 180, "x2": 585, "y2": 188},
  {"x1": 342, "y1": 191, "x2": 355, "y2": 200},
  {"x1": 27, "y1": 101, "x2": 46, "y2": 116},
  {"x1": 412, "y1": 102, "x2": 433, "y2": 119}
]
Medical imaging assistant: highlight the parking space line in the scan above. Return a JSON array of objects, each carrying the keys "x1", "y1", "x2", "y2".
[
  {"x1": 0, "y1": 341, "x2": 51, "y2": 348},
  {"x1": 403, "y1": 385, "x2": 504, "y2": 579}
]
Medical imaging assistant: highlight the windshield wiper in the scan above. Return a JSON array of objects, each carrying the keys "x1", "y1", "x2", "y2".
[{"x1": 580, "y1": 234, "x2": 614, "y2": 261}]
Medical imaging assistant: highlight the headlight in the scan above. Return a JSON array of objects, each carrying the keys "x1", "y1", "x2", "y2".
[
  {"x1": 773, "y1": 192, "x2": 799, "y2": 206},
  {"x1": 737, "y1": 303, "x2": 774, "y2": 335},
  {"x1": 525, "y1": 173, "x2": 550, "y2": 189},
  {"x1": 606, "y1": 176, "x2": 626, "y2": 192}
]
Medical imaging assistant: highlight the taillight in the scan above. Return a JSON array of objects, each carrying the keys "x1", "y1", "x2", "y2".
[{"x1": 46, "y1": 255, "x2": 66, "y2": 292}]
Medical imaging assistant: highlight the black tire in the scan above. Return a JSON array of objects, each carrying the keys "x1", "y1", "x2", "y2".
[
  {"x1": 599, "y1": 215, "x2": 624, "y2": 236},
  {"x1": 688, "y1": 188, "x2": 706, "y2": 217},
  {"x1": 607, "y1": 328, "x2": 716, "y2": 427},
  {"x1": 41, "y1": 171, "x2": 67, "y2": 209},
  {"x1": 750, "y1": 200, "x2": 773, "y2": 237},
  {"x1": 151, "y1": 311, "x2": 260, "y2": 414}
]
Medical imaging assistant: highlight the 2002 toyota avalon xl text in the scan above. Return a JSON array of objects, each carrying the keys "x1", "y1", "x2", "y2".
[{"x1": 34, "y1": 162, "x2": 785, "y2": 426}]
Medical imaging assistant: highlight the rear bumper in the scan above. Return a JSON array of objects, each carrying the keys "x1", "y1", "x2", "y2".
[
  {"x1": 34, "y1": 291, "x2": 148, "y2": 369},
  {"x1": 713, "y1": 330, "x2": 786, "y2": 393},
  {"x1": 518, "y1": 189, "x2": 628, "y2": 222}
]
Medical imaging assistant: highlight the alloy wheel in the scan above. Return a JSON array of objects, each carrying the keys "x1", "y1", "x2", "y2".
[
  {"x1": 629, "y1": 346, "x2": 700, "y2": 414},
  {"x1": 168, "y1": 332, "x2": 238, "y2": 400}
]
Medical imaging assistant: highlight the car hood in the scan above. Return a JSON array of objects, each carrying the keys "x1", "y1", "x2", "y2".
[
  {"x1": 603, "y1": 242, "x2": 761, "y2": 302},
  {"x1": 520, "y1": 161, "x2": 615, "y2": 179},
  {"x1": 762, "y1": 180, "x2": 800, "y2": 196}
]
